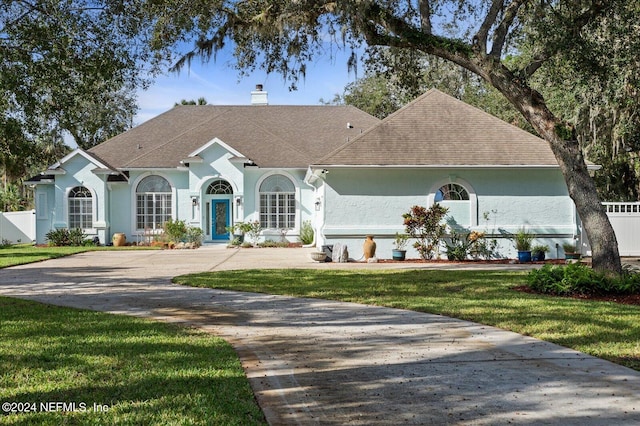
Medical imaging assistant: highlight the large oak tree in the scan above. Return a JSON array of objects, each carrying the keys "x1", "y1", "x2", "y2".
[
  {"x1": 148, "y1": 0, "x2": 629, "y2": 274},
  {"x1": 1, "y1": 2, "x2": 148, "y2": 174},
  {"x1": 1, "y1": 0, "x2": 156, "y2": 208}
]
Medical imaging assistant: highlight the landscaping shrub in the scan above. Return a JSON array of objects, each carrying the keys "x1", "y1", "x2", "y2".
[
  {"x1": 186, "y1": 226, "x2": 204, "y2": 247},
  {"x1": 258, "y1": 239, "x2": 289, "y2": 248},
  {"x1": 527, "y1": 263, "x2": 640, "y2": 296},
  {"x1": 246, "y1": 220, "x2": 263, "y2": 246},
  {"x1": 403, "y1": 204, "x2": 448, "y2": 260},
  {"x1": 45, "y1": 228, "x2": 92, "y2": 247},
  {"x1": 46, "y1": 228, "x2": 72, "y2": 246},
  {"x1": 68, "y1": 228, "x2": 86, "y2": 246},
  {"x1": 163, "y1": 219, "x2": 188, "y2": 242},
  {"x1": 444, "y1": 230, "x2": 471, "y2": 261},
  {"x1": 300, "y1": 220, "x2": 314, "y2": 245}
]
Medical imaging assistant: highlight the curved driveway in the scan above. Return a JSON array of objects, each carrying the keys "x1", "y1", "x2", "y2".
[{"x1": 1, "y1": 246, "x2": 639, "y2": 425}]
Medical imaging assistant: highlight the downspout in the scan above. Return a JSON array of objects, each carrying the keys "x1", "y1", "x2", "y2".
[{"x1": 302, "y1": 167, "x2": 320, "y2": 248}]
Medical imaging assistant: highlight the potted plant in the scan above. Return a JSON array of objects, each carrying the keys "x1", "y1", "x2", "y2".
[
  {"x1": 531, "y1": 244, "x2": 549, "y2": 262},
  {"x1": 513, "y1": 227, "x2": 534, "y2": 262},
  {"x1": 562, "y1": 242, "x2": 581, "y2": 262},
  {"x1": 392, "y1": 233, "x2": 409, "y2": 261},
  {"x1": 226, "y1": 222, "x2": 252, "y2": 244}
]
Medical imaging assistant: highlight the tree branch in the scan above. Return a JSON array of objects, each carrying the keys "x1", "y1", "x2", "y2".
[
  {"x1": 490, "y1": 0, "x2": 527, "y2": 57},
  {"x1": 358, "y1": 3, "x2": 474, "y2": 69},
  {"x1": 520, "y1": 56, "x2": 548, "y2": 78},
  {"x1": 418, "y1": 0, "x2": 432, "y2": 34},
  {"x1": 474, "y1": 0, "x2": 504, "y2": 54}
]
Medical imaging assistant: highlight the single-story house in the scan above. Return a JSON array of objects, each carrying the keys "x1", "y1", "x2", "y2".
[{"x1": 27, "y1": 87, "x2": 588, "y2": 259}]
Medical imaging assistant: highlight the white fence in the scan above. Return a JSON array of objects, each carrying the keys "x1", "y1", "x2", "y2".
[
  {"x1": 0, "y1": 210, "x2": 35, "y2": 244},
  {"x1": 603, "y1": 202, "x2": 640, "y2": 256}
]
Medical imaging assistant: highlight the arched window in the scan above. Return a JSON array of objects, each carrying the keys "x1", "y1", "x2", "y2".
[
  {"x1": 435, "y1": 183, "x2": 469, "y2": 202},
  {"x1": 206, "y1": 179, "x2": 233, "y2": 195},
  {"x1": 259, "y1": 174, "x2": 295, "y2": 229},
  {"x1": 68, "y1": 186, "x2": 92, "y2": 229},
  {"x1": 136, "y1": 175, "x2": 172, "y2": 230}
]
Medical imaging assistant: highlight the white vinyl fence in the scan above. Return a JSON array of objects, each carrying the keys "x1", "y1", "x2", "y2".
[
  {"x1": 603, "y1": 202, "x2": 640, "y2": 256},
  {"x1": 0, "y1": 210, "x2": 35, "y2": 244}
]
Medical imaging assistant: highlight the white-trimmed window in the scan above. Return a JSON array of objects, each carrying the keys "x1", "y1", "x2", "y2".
[
  {"x1": 435, "y1": 183, "x2": 469, "y2": 201},
  {"x1": 68, "y1": 186, "x2": 93, "y2": 229},
  {"x1": 259, "y1": 174, "x2": 295, "y2": 229},
  {"x1": 136, "y1": 175, "x2": 172, "y2": 230}
]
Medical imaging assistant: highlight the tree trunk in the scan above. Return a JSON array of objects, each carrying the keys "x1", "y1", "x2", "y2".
[{"x1": 487, "y1": 67, "x2": 622, "y2": 274}]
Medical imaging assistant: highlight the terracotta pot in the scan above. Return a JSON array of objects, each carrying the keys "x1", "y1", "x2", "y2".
[
  {"x1": 112, "y1": 233, "x2": 126, "y2": 247},
  {"x1": 363, "y1": 235, "x2": 376, "y2": 260}
]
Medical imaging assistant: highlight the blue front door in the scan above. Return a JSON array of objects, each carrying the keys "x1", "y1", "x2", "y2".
[{"x1": 212, "y1": 200, "x2": 230, "y2": 240}]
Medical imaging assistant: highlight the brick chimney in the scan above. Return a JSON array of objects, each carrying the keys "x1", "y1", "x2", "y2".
[{"x1": 250, "y1": 84, "x2": 268, "y2": 106}]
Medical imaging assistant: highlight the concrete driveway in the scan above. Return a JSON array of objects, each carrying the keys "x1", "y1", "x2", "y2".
[{"x1": 1, "y1": 246, "x2": 639, "y2": 425}]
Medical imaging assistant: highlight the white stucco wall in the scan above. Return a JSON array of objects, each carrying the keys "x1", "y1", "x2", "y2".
[{"x1": 317, "y1": 167, "x2": 578, "y2": 260}]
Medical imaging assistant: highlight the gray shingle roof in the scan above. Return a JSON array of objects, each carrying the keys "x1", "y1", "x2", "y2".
[
  {"x1": 315, "y1": 89, "x2": 559, "y2": 167},
  {"x1": 88, "y1": 105, "x2": 380, "y2": 169}
]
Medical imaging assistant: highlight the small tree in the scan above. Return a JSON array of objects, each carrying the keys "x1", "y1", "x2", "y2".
[
  {"x1": 403, "y1": 204, "x2": 449, "y2": 260},
  {"x1": 246, "y1": 220, "x2": 263, "y2": 246}
]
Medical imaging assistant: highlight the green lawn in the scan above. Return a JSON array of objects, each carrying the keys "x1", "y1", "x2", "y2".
[
  {"x1": 0, "y1": 297, "x2": 266, "y2": 425},
  {"x1": 173, "y1": 268, "x2": 640, "y2": 371},
  {"x1": 0, "y1": 245, "x2": 159, "y2": 269}
]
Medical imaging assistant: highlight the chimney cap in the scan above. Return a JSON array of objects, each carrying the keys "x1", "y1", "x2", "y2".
[{"x1": 251, "y1": 84, "x2": 268, "y2": 105}]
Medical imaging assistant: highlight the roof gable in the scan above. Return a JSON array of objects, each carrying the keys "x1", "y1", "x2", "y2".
[
  {"x1": 315, "y1": 89, "x2": 559, "y2": 167},
  {"x1": 188, "y1": 137, "x2": 245, "y2": 158},
  {"x1": 49, "y1": 148, "x2": 112, "y2": 171}
]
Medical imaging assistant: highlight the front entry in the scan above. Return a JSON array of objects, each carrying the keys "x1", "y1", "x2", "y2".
[{"x1": 211, "y1": 199, "x2": 230, "y2": 240}]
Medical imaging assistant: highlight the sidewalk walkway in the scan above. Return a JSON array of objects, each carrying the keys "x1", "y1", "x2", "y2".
[{"x1": 1, "y1": 246, "x2": 639, "y2": 425}]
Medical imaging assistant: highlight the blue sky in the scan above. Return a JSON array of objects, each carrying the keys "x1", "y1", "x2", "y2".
[{"x1": 134, "y1": 48, "x2": 360, "y2": 125}]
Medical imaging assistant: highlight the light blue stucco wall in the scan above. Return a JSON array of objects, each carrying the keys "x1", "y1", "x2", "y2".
[
  {"x1": 33, "y1": 145, "x2": 315, "y2": 245},
  {"x1": 37, "y1": 154, "x2": 109, "y2": 244},
  {"x1": 241, "y1": 168, "x2": 315, "y2": 242},
  {"x1": 317, "y1": 167, "x2": 577, "y2": 260},
  {"x1": 111, "y1": 170, "x2": 190, "y2": 243},
  {"x1": 34, "y1": 148, "x2": 577, "y2": 259},
  {"x1": 34, "y1": 185, "x2": 55, "y2": 244}
]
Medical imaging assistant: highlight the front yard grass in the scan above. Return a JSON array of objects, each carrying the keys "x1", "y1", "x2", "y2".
[
  {"x1": 173, "y1": 268, "x2": 640, "y2": 371},
  {"x1": 0, "y1": 245, "x2": 159, "y2": 269},
  {"x1": 0, "y1": 297, "x2": 266, "y2": 425}
]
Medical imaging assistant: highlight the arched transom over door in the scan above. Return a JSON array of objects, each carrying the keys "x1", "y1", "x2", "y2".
[{"x1": 206, "y1": 179, "x2": 233, "y2": 240}]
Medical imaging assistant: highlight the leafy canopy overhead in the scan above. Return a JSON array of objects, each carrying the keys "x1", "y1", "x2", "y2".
[
  {"x1": 149, "y1": 0, "x2": 618, "y2": 91},
  {"x1": 1, "y1": 0, "x2": 155, "y2": 150}
]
